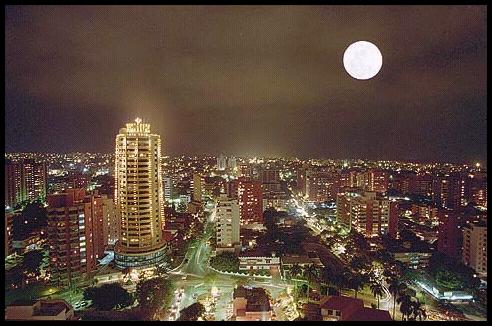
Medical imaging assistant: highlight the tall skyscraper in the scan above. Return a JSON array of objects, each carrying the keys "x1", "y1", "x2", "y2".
[{"x1": 113, "y1": 118, "x2": 168, "y2": 269}]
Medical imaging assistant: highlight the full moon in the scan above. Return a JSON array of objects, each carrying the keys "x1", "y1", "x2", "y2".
[{"x1": 343, "y1": 41, "x2": 383, "y2": 80}]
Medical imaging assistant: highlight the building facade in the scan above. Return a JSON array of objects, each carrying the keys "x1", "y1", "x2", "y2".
[
  {"x1": 5, "y1": 158, "x2": 47, "y2": 209},
  {"x1": 215, "y1": 193, "x2": 240, "y2": 253},
  {"x1": 462, "y1": 220, "x2": 487, "y2": 277},
  {"x1": 233, "y1": 286, "x2": 273, "y2": 321},
  {"x1": 336, "y1": 189, "x2": 398, "y2": 238},
  {"x1": 237, "y1": 178, "x2": 263, "y2": 225},
  {"x1": 46, "y1": 189, "x2": 98, "y2": 287},
  {"x1": 113, "y1": 118, "x2": 168, "y2": 269},
  {"x1": 437, "y1": 208, "x2": 462, "y2": 260}
]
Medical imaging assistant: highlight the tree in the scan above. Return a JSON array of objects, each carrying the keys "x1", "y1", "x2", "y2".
[
  {"x1": 409, "y1": 299, "x2": 427, "y2": 321},
  {"x1": 320, "y1": 265, "x2": 335, "y2": 290},
  {"x1": 83, "y1": 286, "x2": 98, "y2": 302},
  {"x1": 387, "y1": 277, "x2": 406, "y2": 320},
  {"x1": 331, "y1": 268, "x2": 349, "y2": 294},
  {"x1": 84, "y1": 283, "x2": 134, "y2": 311},
  {"x1": 349, "y1": 256, "x2": 369, "y2": 273},
  {"x1": 396, "y1": 294, "x2": 413, "y2": 321},
  {"x1": 435, "y1": 269, "x2": 461, "y2": 289},
  {"x1": 178, "y1": 302, "x2": 205, "y2": 321},
  {"x1": 302, "y1": 264, "x2": 319, "y2": 301},
  {"x1": 21, "y1": 250, "x2": 44, "y2": 277},
  {"x1": 209, "y1": 251, "x2": 240, "y2": 272},
  {"x1": 136, "y1": 276, "x2": 172, "y2": 319},
  {"x1": 289, "y1": 263, "x2": 303, "y2": 300},
  {"x1": 13, "y1": 201, "x2": 47, "y2": 240},
  {"x1": 346, "y1": 273, "x2": 365, "y2": 299},
  {"x1": 370, "y1": 279, "x2": 385, "y2": 309}
]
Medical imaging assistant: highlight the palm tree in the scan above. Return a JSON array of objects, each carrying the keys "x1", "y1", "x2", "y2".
[
  {"x1": 331, "y1": 268, "x2": 348, "y2": 295},
  {"x1": 289, "y1": 263, "x2": 303, "y2": 300},
  {"x1": 347, "y1": 273, "x2": 365, "y2": 299},
  {"x1": 321, "y1": 266, "x2": 335, "y2": 294},
  {"x1": 396, "y1": 293, "x2": 413, "y2": 321},
  {"x1": 387, "y1": 277, "x2": 406, "y2": 320},
  {"x1": 369, "y1": 279, "x2": 385, "y2": 309},
  {"x1": 410, "y1": 299, "x2": 427, "y2": 321},
  {"x1": 302, "y1": 264, "x2": 319, "y2": 302}
]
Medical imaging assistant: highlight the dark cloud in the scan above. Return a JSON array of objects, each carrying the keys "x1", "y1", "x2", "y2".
[{"x1": 5, "y1": 5, "x2": 487, "y2": 164}]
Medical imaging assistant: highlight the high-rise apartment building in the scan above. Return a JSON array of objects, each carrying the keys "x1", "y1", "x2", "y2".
[
  {"x1": 237, "y1": 178, "x2": 263, "y2": 225},
  {"x1": 21, "y1": 159, "x2": 48, "y2": 203},
  {"x1": 437, "y1": 208, "x2": 462, "y2": 260},
  {"x1": 5, "y1": 159, "x2": 22, "y2": 209},
  {"x1": 192, "y1": 173, "x2": 205, "y2": 202},
  {"x1": 305, "y1": 169, "x2": 340, "y2": 203},
  {"x1": 227, "y1": 157, "x2": 237, "y2": 170},
  {"x1": 5, "y1": 158, "x2": 47, "y2": 209},
  {"x1": 97, "y1": 194, "x2": 119, "y2": 246},
  {"x1": 462, "y1": 220, "x2": 487, "y2": 277},
  {"x1": 336, "y1": 189, "x2": 398, "y2": 238},
  {"x1": 113, "y1": 118, "x2": 168, "y2": 269},
  {"x1": 468, "y1": 172, "x2": 487, "y2": 208},
  {"x1": 163, "y1": 177, "x2": 173, "y2": 202},
  {"x1": 366, "y1": 169, "x2": 388, "y2": 193},
  {"x1": 215, "y1": 193, "x2": 240, "y2": 253},
  {"x1": 217, "y1": 155, "x2": 227, "y2": 171},
  {"x1": 46, "y1": 189, "x2": 98, "y2": 287}
]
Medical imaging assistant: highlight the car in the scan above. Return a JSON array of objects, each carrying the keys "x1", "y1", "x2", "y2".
[
  {"x1": 179, "y1": 286, "x2": 185, "y2": 293},
  {"x1": 169, "y1": 313, "x2": 176, "y2": 321},
  {"x1": 181, "y1": 274, "x2": 187, "y2": 280}
]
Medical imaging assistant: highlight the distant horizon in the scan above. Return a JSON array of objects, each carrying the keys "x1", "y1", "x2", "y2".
[{"x1": 5, "y1": 151, "x2": 487, "y2": 168}]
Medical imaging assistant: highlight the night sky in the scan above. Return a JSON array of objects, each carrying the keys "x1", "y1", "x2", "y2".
[{"x1": 5, "y1": 5, "x2": 487, "y2": 165}]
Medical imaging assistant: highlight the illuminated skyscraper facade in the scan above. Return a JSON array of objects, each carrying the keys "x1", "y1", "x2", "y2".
[{"x1": 114, "y1": 118, "x2": 168, "y2": 269}]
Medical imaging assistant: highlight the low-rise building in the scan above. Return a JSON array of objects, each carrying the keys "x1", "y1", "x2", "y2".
[
  {"x1": 233, "y1": 286, "x2": 273, "y2": 321},
  {"x1": 320, "y1": 295, "x2": 392, "y2": 321},
  {"x1": 238, "y1": 251, "x2": 280, "y2": 274},
  {"x1": 5, "y1": 299, "x2": 78, "y2": 321}
]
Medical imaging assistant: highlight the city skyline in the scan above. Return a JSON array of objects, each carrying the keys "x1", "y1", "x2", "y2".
[{"x1": 5, "y1": 5, "x2": 487, "y2": 165}]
